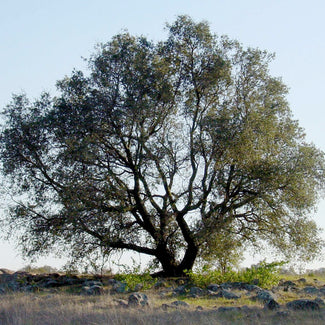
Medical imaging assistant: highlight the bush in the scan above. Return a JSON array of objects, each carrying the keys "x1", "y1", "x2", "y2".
[
  {"x1": 186, "y1": 260, "x2": 286, "y2": 289},
  {"x1": 114, "y1": 272, "x2": 157, "y2": 291},
  {"x1": 113, "y1": 259, "x2": 157, "y2": 291}
]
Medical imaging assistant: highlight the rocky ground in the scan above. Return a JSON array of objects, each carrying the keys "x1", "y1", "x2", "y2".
[{"x1": 1, "y1": 268, "x2": 325, "y2": 324}]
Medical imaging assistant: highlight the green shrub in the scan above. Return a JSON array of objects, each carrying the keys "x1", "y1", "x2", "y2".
[
  {"x1": 114, "y1": 272, "x2": 157, "y2": 291},
  {"x1": 113, "y1": 259, "x2": 157, "y2": 291},
  {"x1": 186, "y1": 260, "x2": 286, "y2": 289}
]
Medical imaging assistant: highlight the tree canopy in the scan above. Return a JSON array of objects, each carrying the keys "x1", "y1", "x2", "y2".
[{"x1": 1, "y1": 16, "x2": 324, "y2": 276}]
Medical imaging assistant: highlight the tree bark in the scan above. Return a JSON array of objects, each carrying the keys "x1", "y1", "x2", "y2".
[{"x1": 153, "y1": 244, "x2": 199, "y2": 277}]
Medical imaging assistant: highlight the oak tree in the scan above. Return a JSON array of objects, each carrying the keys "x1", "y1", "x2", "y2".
[{"x1": 1, "y1": 16, "x2": 324, "y2": 276}]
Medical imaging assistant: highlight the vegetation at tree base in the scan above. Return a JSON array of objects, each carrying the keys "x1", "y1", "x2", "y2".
[
  {"x1": 186, "y1": 260, "x2": 285, "y2": 289},
  {"x1": 0, "y1": 15, "x2": 324, "y2": 276}
]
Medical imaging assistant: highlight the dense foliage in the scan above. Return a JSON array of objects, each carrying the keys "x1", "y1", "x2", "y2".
[{"x1": 1, "y1": 16, "x2": 324, "y2": 276}]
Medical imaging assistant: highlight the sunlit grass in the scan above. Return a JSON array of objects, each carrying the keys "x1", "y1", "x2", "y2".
[{"x1": 0, "y1": 290, "x2": 324, "y2": 325}]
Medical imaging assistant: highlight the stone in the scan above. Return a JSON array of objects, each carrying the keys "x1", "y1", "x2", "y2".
[
  {"x1": 154, "y1": 279, "x2": 168, "y2": 288},
  {"x1": 281, "y1": 280, "x2": 296, "y2": 287},
  {"x1": 43, "y1": 280, "x2": 60, "y2": 288},
  {"x1": 87, "y1": 285, "x2": 105, "y2": 295},
  {"x1": 218, "y1": 306, "x2": 242, "y2": 312},
  {"x1": 242, "y1": 284, "x2": 261, "y2": 292},
  {"x1": 252, "y1": 290, "x2": 276, "y2": 303},
  {"x1": 189, "y1": 286, "x2": 205, "y2": 296},
  {"x1": 170, "y1": 300, "x2": 190, "y2": 307},
  {"x1": 206, "y1": 284, "x2": 219, "y2": 292},
  {"x1": 112, "y1": 281, "x2": 127, "y2": 293},
  {"x1": 161, "y1": 303, "x2": 171, "y2": 311},
  {"x1": 276, "y1": 311, "x2": 291, "y2": 318},
  {"x1": 134, "y1": 283, "x2": 143, "y2": 291},
  {"x1": 314, "y1": 297, "x2": 325, "y2": 305},
  {"x1": 208, "y1": 289, "x2": 240, "y2": 299},
  {"x1": 286, "y1": 299, "x2": 320, "y2": 311},
  {"x1": 264, "y1": 299, "x2": 280, "y2": 310},
  {"x1": 108, "y1": 278, "x2": 119, "y2": 285},
  {"x1": 219, "y1": 289, "x2": 241, "y2": 299},
  {"x1": 303, "y1": 286, "x2": 319, "y2": 295},
  {"x1": 83, "y1": 280, "x2": 103, "y2": 287},
  {"x1": 114, "y1": 299, "x2": 129, "y2": 308},
  {"x1": 128, "y1": 293, "x2": 149, "y2": 307},
  {"x1": 173, "y1": 285, "x2": 187, "y2": 295}
]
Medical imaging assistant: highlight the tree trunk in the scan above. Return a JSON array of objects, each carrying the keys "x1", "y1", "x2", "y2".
[{"x1": 153, "y1": 244, "x2": 199, "y2": 277}]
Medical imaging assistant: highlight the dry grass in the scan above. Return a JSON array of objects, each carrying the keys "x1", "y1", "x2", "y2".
[{"x1": 0, "y1": 291, "x2": 324, "y2": 325}]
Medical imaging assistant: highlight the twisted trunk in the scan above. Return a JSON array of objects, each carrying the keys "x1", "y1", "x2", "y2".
[{"x1": 153, "y1": 243, "x2": 198, "y2": 277}]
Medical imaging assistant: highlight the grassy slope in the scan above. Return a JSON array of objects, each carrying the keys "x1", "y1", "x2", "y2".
[{"x1": 0, "y1": 274, "x2": 325, "y2": 324}]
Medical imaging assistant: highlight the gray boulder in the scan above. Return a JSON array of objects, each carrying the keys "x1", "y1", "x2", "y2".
[
  {"x1": 83, "y1": 280, "x2": 103, "y2": 287},
  {"x1": 206, "y1": 284, "x2": 219, "y2": 292},
  {"x1": 252, "y1": 290, "x2": 276, "y2": 303},
  {"x1": 113, "y1": 298, "x2": 129, "y2": 308},
  {"x1": 303, "y1": 286, "x2": 319, "y2": 295},
  {"x1": 173, "y1": 285, "x2": 187, "y2": 295},
  {"x1": 218, "y1": 306, "x2": 242, "y2": 312},
  {"x1": 314, "y1": 297, "x2": 325, "y2": 306},
  {"x1": 209, "y1": 289, "x2": 240, "y2": 299},
  {"x1": 286, "y1": 299, "x2": 320, "y2": 311},
  {"x1": 81, "y1": 284, "x2": 104, "y2": 295},
  {"x1": 242, "y1": 284, "x2": 261, "y2": 292},
  {"x1": 128, "y1": 292, "x2": 149, "y2": 307},
  {"x1": 264, "y1": 299, "x2": 280, "y2": 310},
  {"x1": 112, "y1": 281, "x2": 127, "y2": 293},
  {"x1": 170, "y1": 300, "x2": 190, "y2": 307},
  {"x1": 189, "y1": 286, "x2": 205, "y2": 296}
]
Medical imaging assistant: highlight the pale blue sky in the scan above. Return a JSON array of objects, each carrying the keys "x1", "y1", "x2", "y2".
[{"x1": 0, "y1": 0, "x2": 324, "y2": 271}]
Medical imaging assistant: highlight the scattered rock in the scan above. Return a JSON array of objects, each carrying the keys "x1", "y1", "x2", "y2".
[
  {"x1": 43, "y1": 280, "x2": 61, "y2": 288},
  {"x1": 282, "y1": 280, "x2": 296, "y2": 287},
  {"x1": 154, "y1": 279, "x2": 168, "y2": 288},
  {"x1": 111, "y1": 281, "x2": 127, "y2": 293},
  {"x1": 173, "y1": 285, "x2": 187, "y2": 295},
  {"x1": 128, "y1": 292, "x2": 149, "y2": 307},
  {"x1": 83, "y1": 280, "x2": 103, "y2": 287},
  {"x1": 108, "y1": 278, "x2": 119, "y2": 286},
  {"x1": 113, "y1": 298, "x2": 129, "y2": 308},
  {"x1": 243, "y1": 284, "x2": 261, "y2": 292},
  {"x1": 88, "y1": 285, "x2": 105, "y2": 295},
  {"x1": 297, "y1": 278, "x2": 307, "y2": 284},
  {"x1": 189, "y1": 286, "x2": 205, "y2": 296},
  {"x1": 206, "y1": 284, "x2": 219, "y2": 292},
  {"x1": 314, "y1": 297, "x2": 325, "y2": 305},
  {"x1": 218, "y1": 289, "x2": 241, "y2": 300},
  {"x1": 252, "y1": 290, "x2": 276, "y2": 303},
  {"x1": 303, "y1": 286, "x2": 319, "y2": 295},
  {"x1": 134, "y1": 283, "x2": 143, "y2": 291},
  {"x1": 170, "y1": 300, "x2": 190, "y2": 308},
  {"x1": 161, "y1": 303, "x2": 172, "y2": 310},
  {"x1": 218, "y1": 306, "x2": 242, "y2": 312},
  {"x1": 264, "y1": 299, "x2": 280, "y2": 310},
  {"x1": 286, "y1": 299, "x2": 320, "y2": 311},
  {"x1": 276, "y1": 310, "x2": 291, "y2": 318}
]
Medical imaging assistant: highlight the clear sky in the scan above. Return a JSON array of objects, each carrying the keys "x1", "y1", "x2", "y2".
[{"x1": 0, "y1": 0, "x2": 324, "y2": 271}]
